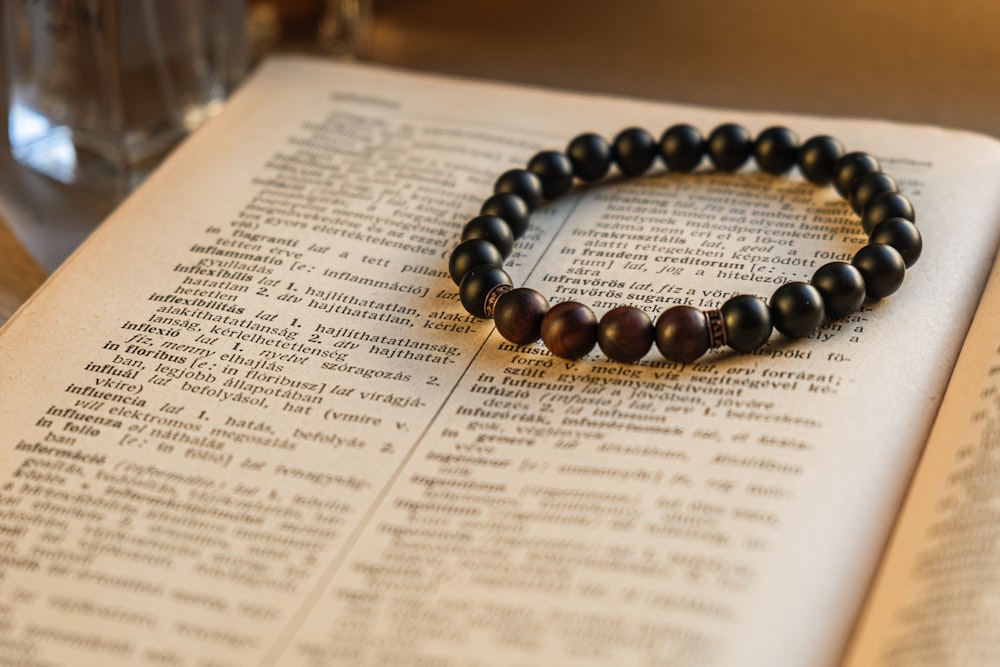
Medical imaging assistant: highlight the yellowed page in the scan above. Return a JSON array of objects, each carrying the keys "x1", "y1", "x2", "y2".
[
  {"x1": 842, "y1": 219, "x2": 1000, "y2": 665},
  {"x1": 1, "y1": 57, "x2": 999, "y2": 667}
]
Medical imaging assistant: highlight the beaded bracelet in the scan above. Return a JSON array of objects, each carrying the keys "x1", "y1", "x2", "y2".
[{"x1": 448, "y1": 124, "x2": 922, "y2": 364}]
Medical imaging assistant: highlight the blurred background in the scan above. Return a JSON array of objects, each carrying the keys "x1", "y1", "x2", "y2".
[{"x1": 2, "y1": 0, "x2": 999, "y2": 320}]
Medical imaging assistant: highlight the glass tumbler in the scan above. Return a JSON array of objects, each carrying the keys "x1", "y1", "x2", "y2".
[
  {"x1": 317, "y1": 0, "x2": 372, "y2": 58},
  {"x1": 4, "y1": 0, "x2": 246, "y2": 197}
]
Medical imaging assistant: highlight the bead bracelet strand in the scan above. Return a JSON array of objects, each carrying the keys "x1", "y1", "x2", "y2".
[{"x1": 448, "y1": 124, "x2": 922, "y2": 364}]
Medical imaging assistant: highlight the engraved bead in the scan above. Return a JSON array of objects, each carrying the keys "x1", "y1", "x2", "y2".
[
  {"x1": 494, "y1": 168, "x2": 544, "y2": 212},
  {"x1": 494, "y1": 288, "x2": 549, "y2": 345},
  {"x1": 811, "y1": 261, "x2": 866, "y2": 319},
  {"x1": 754, "y1": 126, "x2": 799, "y2": 175},
  {"x1": 461, "y1": 215, "x2": 514, "y2": 258},
  {"x1": 567, "y1": 132, "x2": 612, "y2": 182},
  {"x1": 770, "y1": 282, "x2": 824, "y2": 338},
  {"x1": 541, "y1": 301, "x2": 598, "y2": 359},
  {"x1": 861, "y1": 192, "x2": 915, "y2": 234},
  {"x1": 853, "y1": 244, "x2": 906, "y2": 299},
  {"x1": 612, "y1": 127, "x2": 657, "y2": 177},
  {"x1": 721, "y1": 295, "x2": 772, "y2": 352},
  {"x1": 597, "y1": 306, "x2": 654, "y2": 363},
  {"x1": 459, "y1": 265, "x2": 512, "y2": 319},
  {"x1": 654, "y1": 305, "x2": 710, "y2": 364},
  {"x1": 798, "y1": 135, "x2": 845, "y2": 185},
  {"x1": 448, "y1": 238, "x2": 503, "y2": 285},
  {"x1": 869, "y1": 217, "x2": 922, "y2": 267},
  {"x1": 708, "y1": 123, "x2": 753, "y2": 172},
  {"x1": 659, "y1": 124, "x2": 705, "y2": 172},
  {"x1": 528, "y1": 150, "x2": 574, "y2": 200},
  {"x1": 705, "y1": 309, "x2": 727, "y2": 348},
  {"x1": 480, "y1": 192, "x2": 530, "y2": 238},
  {"x1": 833, "y1": 151, "x2": 881, "y2": 199}
]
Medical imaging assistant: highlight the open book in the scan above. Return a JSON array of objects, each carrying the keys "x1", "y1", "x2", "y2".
[{"x1": 2, "y1": 57, "x2": 999, "y2": 667}]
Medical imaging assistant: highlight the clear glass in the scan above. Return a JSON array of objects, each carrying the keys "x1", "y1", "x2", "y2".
[
  {"x1": 4, "y1": 0, "x2": 246, "y2": 198},
  {"x1": 317, "y1": 0, "x2": 372, "y2": 59}
]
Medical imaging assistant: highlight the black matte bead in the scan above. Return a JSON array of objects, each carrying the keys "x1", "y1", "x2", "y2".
[
  {"x1": 655, "y1": 305, "x2": 710, "y2": 363},
  {"x1": 833, "y1": 152, "x2": 881, "y2": 199},
  {"x1": 811, "y1": 261, "x2": 866, "y2": 319},
  {"x1": 849, "y1": 172, "x2": 898, "y2": 215},
  {"x1": 708, "y1": 123, "x2": 753, "y2": 172},
  {"x1": 459, "y1": 265, "x2": 512, "y2": 319},
  {"x1": 861, "y1": 192, "x2": 915, "y2": 234},
  {"x1": 494, "y1": 168, "x2": 543, "y2": 212},
  {"x1": 567, "y1": 133, "x2": 612, "y2": 182},
  {"x1": 494, "y1": 288, "x2": 550, "y2": 345},
  {"x1": 853, "y1": 244, "x2": 906, "y2": 299},
  {"x1": 528, "y1": 150, "x2": 574, "y2": 200},
  {"x1": 659, "y1": 124, "x2": 705, "y2": 172},
  {"x1": 612, "y1": 127, "x2": 657, "y2": 177},
  {"x1": 754, "y1": 126, "x2": 799, "y2": 174},
  {"x1": 541, "y1": 301, "x2": 598, "y2": 359},
  {"x1": 449, "y1": 238, "x2": 503, "y2": 285},
  {"x1": 721, "y1": 295, "x2": 772, "y2": 352},
  {"x1": 480, "y1": 193, "x2": 530, "y2": 239},
  {"x1": 597, "y1": 306, "x2": 654, "y2": 363},
  {"x1": 461, "y1": 215, "x2": 514, "y2": 258},
  {"x1": 870, "y1": 217, "x2": 922, "y2": 268},
  {"x1": 798, "y1": 135, "x2": 845, "y2": 185},
  {"x1": 769, "y1": 282, "x2": 825, "y2": 338}
]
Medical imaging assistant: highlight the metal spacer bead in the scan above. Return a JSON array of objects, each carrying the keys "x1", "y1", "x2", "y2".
[
  {"x1": 705, "y1": 309, "x2": 727, "y2": 349},
  {"x1": 483, "y1": 284, "x2": 513, "y2": 318}
]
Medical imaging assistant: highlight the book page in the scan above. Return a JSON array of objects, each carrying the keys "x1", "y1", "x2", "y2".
[
  {"x1": 2, "y1": 57, "x2": 1000, "y2": 667},
  {"x1": 842, "y1": 221, "x2": 1000, "y2": 665}
]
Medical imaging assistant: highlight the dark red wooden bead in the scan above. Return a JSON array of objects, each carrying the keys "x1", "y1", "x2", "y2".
[
  {"x1": 597, "y1": 306, "x2": 654, "y2": 363},
  {"x1": 494, "y1": 288, "x2": 549, "y2": 345},
  {"x1": 540, "y1": 301, "x2": 598, "y2": 359},
  {"x1": 654, "y1": 305, "x2": 710, "y2": 364}
]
